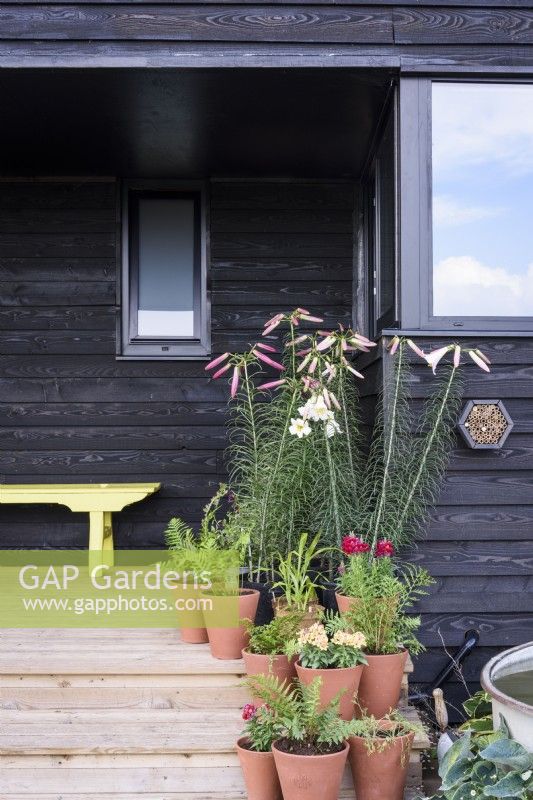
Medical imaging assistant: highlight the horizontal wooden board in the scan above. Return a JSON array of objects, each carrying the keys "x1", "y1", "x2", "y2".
[
  {"x1": 0, "y1": 5, "x2": 393, "y2": 43},
  {"x1": 394, "y1": 8, "x2": 533, "y2": 45},
  {"x1": 0, "y1": 425, "x2": 227, "y2": 451},
  {"x1": 0, "y1": 450, "x2": 219, "y2": 475},
  {"x1": 0, "y1": 182, "x2": 115, "y2": 209},
  {"x1": 418, "y1": 612, "x2": 533, "y2": 648},
  {"x1": 0, "y1": 281, "x2": 115, "y2": 306},
  {"x1": 0, "y1": 330, "x2": 116, "y2": 354},
  {"x1": 0, "y1": 378, "x2": 226, "y2": 403},
  {"x1": 0, "y1": 306, "x2": 116, "y2": 330},
  {"x1": 425, "y1": 504, "x2": 533, "y2": 540},
  {"x1": 0, "y1": 402, "x2": 227, "y2": 427},
  {"x1": 211, "y1": 208, "x2": 353, "y2": 233},
  {"x1": 0, "y1": 356, "x2": 219, "y2": 379},
  {"x1": 211, "y1": 233, "x2": 352, "y2": 259},
  {"x1": 0, "y1": 209, "x2": 115, "y2": 234},
  {"x1": 212, "y1": 257, "x2": 352, "y2": 282},
  {"x1": 438, "y1": 470, "x2": 533, "y2": 506},
  {"x1": 0, "y1": 234, "x2": 114, "y2": 259},
  {"x1": 211, "y1": 182, "x2": 356, "y2": 209},
  {"x1": 0, "y1": 258, "x2": 116, "y2": 282}
]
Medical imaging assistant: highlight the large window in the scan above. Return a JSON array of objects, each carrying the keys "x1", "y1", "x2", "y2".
[
  {"x1": 400, "y1": 79, "x2": 533, "y2": 332},
  {"x1": 120, "y1": 181, "x2": 209, "y2": 358}
]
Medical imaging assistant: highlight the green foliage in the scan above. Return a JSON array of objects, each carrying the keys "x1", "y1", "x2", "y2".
[
  {"x1": 356, "y1": 341, "x2": 464, "y2": 552},
  {"x1": 243, "y1": 612, "x2": 306, "y2": 656},
  {"x1": 272, "y1": 533, "x2": 330, "y2": 611},
  {"x1": 344, "y1": 561, "x2": 434, "y2": 655},
  {"x1": 436, "y1": 700, "x2": 533, "y2": 800},
  {"x1": 349, "y1": 709, "x2": 424, "y2": 758},
  {"x1": 337, "y1": 549, "x2": 396, "y2": 598},
  {"x1": 241, "y1": 704, "x2": 280, "y2": 753},
  {"x1": 245, "y1": 673, "x2": 362, "y2": 749},
  {"x1": 285, "y1": 613, "x2": 367, "y2": 670}
]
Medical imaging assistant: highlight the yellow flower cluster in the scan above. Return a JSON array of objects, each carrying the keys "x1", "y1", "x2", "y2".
[
  {"x1": 331, "y1": 630, "x2": 366, "y2": 649},
  {"x1": 298, "y1": 623, "x2": 329, "y2": 651}
]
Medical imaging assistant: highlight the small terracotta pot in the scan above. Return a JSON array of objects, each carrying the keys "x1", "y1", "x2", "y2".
[
  {"x1": 171, "y1": 584, "x2": 208, "y2": 644},
  {"x1": 236, "y1": 737, "x2": 282, "y2": 800},
  {"x1": 295, "y1": 660, "x2": 364, "y2": 720},
  {"x1": 355, "y1": 650, "x2": 408, "y2": 718},
  {"x1": 272, "y1": 739, "x2": 348, "y2": 800},
  {"x1": 243, "y1": 649, "x2": 297, "y2": 702},
  {"x1": 273, "y1": 598, "x2": 324, "y2": 629},
  {"x1": 335, "y1": 593, "x2": 360, "y2": 614},
  {"x1": 348, "y1": 728, "x2": 415, "y2": 800},
  {"x1": 203, "y1": 589, "x2": 259, "y2": 660}
]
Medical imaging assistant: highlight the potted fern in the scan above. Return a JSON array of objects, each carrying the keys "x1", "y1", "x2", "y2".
[
  {"x1": 344, "y1": 562, "x2": 434, "y2": 718},
  {"x1": 166, "y1": 484, "x2": 259, "y2": 657},
  {"x1": 237, "y1": 702, "x2": 282, "y2": 800},
  {"x1": 286, "y1": 613, "x2": 367, "y2": 720},
  {"x1": 245, "y1": 674, "x2": 356, "y2": 800},
  {"x1": 242, "y1": 611, "x2": 305, "y2": 695},
  {"x1": 347, "y1": 710, "x2": 422, "y2": 800}
]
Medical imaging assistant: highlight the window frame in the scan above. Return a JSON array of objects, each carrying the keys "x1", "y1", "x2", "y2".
[
  {"x1": 360, "y1": 85, "x2": 399, "y2": 337},
  {"x1": 399, "y1": 76, "x2": 533, "y2": 334},
  {"x1": 119, "y1": 179, "x2": 210, "y2": 360}
]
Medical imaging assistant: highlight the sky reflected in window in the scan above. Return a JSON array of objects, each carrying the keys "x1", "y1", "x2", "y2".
[{"x1": 432, "y1": 82, "x2": 533, "y2": 317}]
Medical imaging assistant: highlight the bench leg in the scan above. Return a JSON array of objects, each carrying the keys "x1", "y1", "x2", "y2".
[
  {"x1": 89, "y1": 511, "x2": 114, "y2": 568},
  {"x1": 102, "y1": 511, "x2": 114, "y2": 567}
]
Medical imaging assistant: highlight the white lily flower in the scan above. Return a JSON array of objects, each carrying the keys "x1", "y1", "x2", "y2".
[
  {"x1": 308, "y1": 395, "x2": 330, "y2": 421},
  {"x1": 289, "y1": 417, "x2": 312, "y2": 438}
]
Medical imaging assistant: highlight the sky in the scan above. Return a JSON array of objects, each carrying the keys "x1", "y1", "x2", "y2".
[{"x1": 432, "y1": 82, "x2": 533, "y2": 317}]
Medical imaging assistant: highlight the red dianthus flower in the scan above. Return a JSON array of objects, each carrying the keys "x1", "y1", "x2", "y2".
[{"x1": 375, "y1": 539, "x2": 395, "y2": 558}]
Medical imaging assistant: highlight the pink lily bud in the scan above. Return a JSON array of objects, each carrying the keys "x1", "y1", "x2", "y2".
[
  {"x1": 296, "y1": 348, "x2": 312, "y2": 357},
  {"x1": 388, "y1": 336, "x2": 400, "y2": 355},
  {"x1": 329, "y1": 391, "x2": 341, "y2": 410},
  {"x1": 318, "y1": 330, "x2": 333, "y2": 336},
  {"x1": 469, "y1": 350, "x2": 491, "y2": 373},
  {"x1": 299, "y1": 314, "x2": 324, "y2": 323},
  {"x1": 323, "y1": 388, "x2": 331, "y2": 408},
  {"x1": 317, "y1": 335, "x2": 335, "y2": 352},
  {"x1": 211, "y1": 362, "x2": 232, "y2": 380},
  {"x1": 475, "y1": 348, "x2": 491, "y2": 365},
  {"x1": 308, "y1": 357, "x2": 318, "y2": 374},
  {"x1": 296, "y1": 307, "x2": 310, "y2": 315},
  {"x1": 253, "y1": 350, "x2": 285, "y2": 371},
  {"x1": 286, "y1": 334, "x2": 309, "y2": 347},
  {"x1": 231, "y1": 366, "x2": 240, "y2": 398},
  {"x1": 263, "y1": 312, "x2": 284, "y2": 328},
  {"x1": 453, "y1": 345, "x2": 461, "y2": 368},
  {"x1": 205, "y1": 352, "x2": 230, "y2": 371},
  {"x1": 342, "y1": 357, "x2": 364, "y2": 379},
  {"x1": 341, "y1": 339, "x2": 348, "y2": 351},
  {"x1": 257, "y1": 378, "x2": 287, "y2": 390},
  {"x1": 297, "y1": 352, "x2": 313, "y2": 372},
  {"x1": 406, "y1": 339, "x2": 427, "y2": 359},
  {"x1": 263, "y1": 320, "x2": 282, "y2": 336},
  {"x1": 255, "y1": 342, "x2": 278, "y2": 353},
  {"x1": 351, "y1": 333, "x2": 376, "y2": 347},
  {"x1": 292, "y1": 316, "x2": 300, "y2": 326}
]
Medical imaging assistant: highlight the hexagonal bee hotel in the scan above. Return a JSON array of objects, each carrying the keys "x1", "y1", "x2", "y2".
[{"x1": 458, "y1": 400, "x2": 514, "y2": 450}]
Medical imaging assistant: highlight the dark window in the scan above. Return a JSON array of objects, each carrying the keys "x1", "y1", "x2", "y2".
[
  {"x1": 363, "y1": 97, "x2": 398, "y2": 336},
  {"x1": 120, "y1": 181, "x2": 210, "y2": 358},
  {"x1": 399, "y1": 78, "x2": 533, "y2": 333}
]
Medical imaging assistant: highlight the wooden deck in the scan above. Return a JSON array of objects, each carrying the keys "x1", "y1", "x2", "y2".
[{"x1": 0, "y1": 629, "x2": 430, "y2": 799}]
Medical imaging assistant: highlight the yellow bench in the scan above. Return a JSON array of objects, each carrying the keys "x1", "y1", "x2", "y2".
[{"x1": 0, "y1": 483, "x2": 161, "y2": 559}]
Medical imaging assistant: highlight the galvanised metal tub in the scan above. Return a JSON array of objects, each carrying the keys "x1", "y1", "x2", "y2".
[{"x1": 481, "y1": 642, "x2": 533, "y2": 752}]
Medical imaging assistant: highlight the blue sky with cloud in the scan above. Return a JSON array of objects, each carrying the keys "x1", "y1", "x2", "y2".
[{"x1": 432, "y1": 82, "x2": 533, "y2": 317}]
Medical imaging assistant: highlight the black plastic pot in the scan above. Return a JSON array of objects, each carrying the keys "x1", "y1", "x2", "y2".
[{"x1": 241, "y1": 575, "x2": 283, "y2": 626}]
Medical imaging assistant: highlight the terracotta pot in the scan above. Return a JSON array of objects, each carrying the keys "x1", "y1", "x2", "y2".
[
  {"x1": 335, "y1": 593, "x2": 360, "y2": 614},
  {"x1": 180, "y1": 626, "x2": 209, "y2": 644},
  {"x1": 171, "y1": 584, "x2": 208, "y2": 644},
  {"x1": 356, "y1": 650, "x2": 408, "y2": 718},
  {"x1": 273, "y1": 598, "x2": 324, "y2": 629},
  {"x1": 243, "y1": 649, "x2": 297, "y2": 702},
  {"x1": 203, "y1": 588, "x2": 259, "y2": 660},
  {"x1": 272, "y1": 739, "x2": 349, "y2": 800},
  {"x1": 236, "y1": 737, "x2": 282, "y2": 800},
  {"x1": 295, "y1": 660, "x2": 364, "y2": 720},
  {"x1": 348, "y1": 727, "x2": 415, "y2": 800}
]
